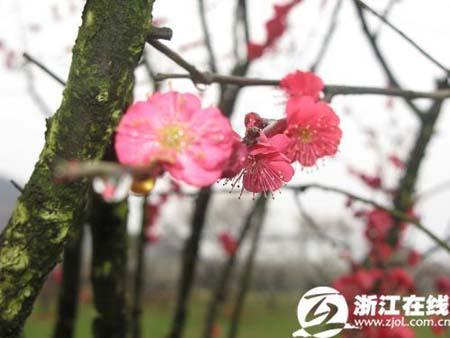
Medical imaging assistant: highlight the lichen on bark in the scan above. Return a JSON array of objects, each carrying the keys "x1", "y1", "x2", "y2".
[{"x1": 0, "y1": 0, "x2": 155, "y2": 336}]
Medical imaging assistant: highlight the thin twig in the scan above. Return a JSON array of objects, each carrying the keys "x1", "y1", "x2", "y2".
[
  {"x1": 352, "y1": 0, "x2": 425, "y2": 118},
  {"x1": 10, "y1": 180, "x2": 24, "y2": 193},
  {"x1": 148, "y1": 40, "x2": 212, "y2": 84},
  {"x1": 421, "y1": 234, "x2": 450, "y2": 261},
  {"x1": 373, "y1": 0, "x2": 401, "y2": 38},
  {"x1": 286, "y1": 184, "x2": 450, "y2": 255},
  {"x1": 415, "y1": 179, "x2": 450, "y2": 202},
  {"x1": 238, "y1": 0, "x2": 250, "y2": 48},
  {"x1": 23, "y1": 52, "x2": 66, "y2": 86},
  {"x1": 54, "y1": 161, "x2": 160, "y2": 181},
  {"x1": 198, "y1": 0, "x2": 218, "y2": 72},
  {"x1": 293, "y1": 192, "x2": 348, "y2": 249},
  {"x1": 310, "y1": 0, "x2": 343, "y2": 72},
  {"x1": 355, "y1": 0, "x2": 449, "y2": 74}
]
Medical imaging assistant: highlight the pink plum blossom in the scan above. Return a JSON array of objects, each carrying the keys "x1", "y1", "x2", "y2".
[
  {"x1": 284, "y1": 97, "x2": 342, "y2": 166},
  {"x1": 228, "y1": 133, "x2": 294, "y2": 195},
  {"x1": 115, "y1": 91, "x2": 234, "y2": 187},
  {"x1": 280, "y1": 70, "x2": 324, "y2": 100}
]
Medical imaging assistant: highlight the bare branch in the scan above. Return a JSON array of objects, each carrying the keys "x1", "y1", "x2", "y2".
[
  {"x1": 147, "y1": 40, "x2": 213, "y2": 84},
  {"x1": 154, "y1": 72, "x2": 450, "y2": 100},
  {"x1": 415, "y1": 179, "x2": 450, "y2": 202},
  {"x1": 10, "y1": 180, "x2": 24, "y2": 193},
  {"x1": 352, "y1": 0, "x2": 425, "y2": 117},
  {"x1": 373, "y1": 0, "x2": 401, "y2": 38},
  {"x1": 286, "y1": 184, "x2": 450, "y2": 255},
  {"x1": 23, "y1": 52, "x2": 66, "y2": 86},
  {"x1": 54, "y1": 161, "x2": 158, "y2": 181},
  {"x1": 355, "y1": 0, "x2": 449, "y2": 74},
  {"x1": 198, "y1": 0, "x2": 218, "y2": 72},
  {"x1": 309, "y1": 0, "x2": 343, "y2": 72},
  {"x1": 293, "y1": 192, "x2": 349, "y2": 249}
]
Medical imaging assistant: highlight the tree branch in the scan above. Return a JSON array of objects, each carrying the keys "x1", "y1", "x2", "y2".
[
  {"x1": 293, "y1": 192, "x2": 348, "y2": 249},
  {"x1": 23, "y1": 52, "x2": 66, "y2": 86},
  {"x1": 147, "y1": 26, "x2": 173, "y2": 41},
  {"x1": 9, "y1": 180, "x2": 24, "y2": 194},
  {"x1": 352, "y1": 0, "x2": 425, "y2": 117},
  {"x1": 147, "y1": 40, "x2": 212, "y2": 84},
  {"x1": 198, "y1": 0, "x2": 218, "y2": 73},
  {"x1": 154, "y1": 72, "x2": 450, "y2": 100},
  {"x1": 309, "y1": 0, "x2": 343, "y2": 72},
  {"x1": 287, "y1": 184, "x2": 450, "y2": 255},
  {"x1": 355, "y1": 0, "x2": 449, "y2": 74}
]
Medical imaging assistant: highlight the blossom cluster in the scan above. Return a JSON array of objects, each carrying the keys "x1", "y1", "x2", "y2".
[
  {"x1": 247, "y1": 0, "x2": 302, "y2": 60},
  {"x1": 113, "y1": 70, "x2": 341, "y2": 197},
  {"x1": 332, "y1": 124, "x2": 450, "y2": 337}
]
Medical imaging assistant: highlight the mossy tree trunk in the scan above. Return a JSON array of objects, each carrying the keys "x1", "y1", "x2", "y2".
[{"x1": 0, "y1": 0, "x2": 154, "y2": 336}]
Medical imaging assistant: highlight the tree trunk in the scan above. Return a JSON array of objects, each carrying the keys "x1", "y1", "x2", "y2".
[
  {"x1": 203, "y1": 196, "x2": 266, "y2": 338},
  {"x1": 130, "y1": 197, "x2": 149, "y2": 338},
  {"x1": 0, "y1": 0, "x2": 154, "y2": 336},
  {"x1": 167, "y1": 189, "x2": 212, "y2": 338},
  {"x1": 52, "y1": 223, "x2": 85, "y2": 338},
  {"x1": 166, "y1": 59, "x2": 250, "y2": 338},
  {"x1": 228, "y1": 200, "x2": 268, "y2": 338},
  {"x1": 90, "y1": 197, "x2": 129, "y2": 338}
]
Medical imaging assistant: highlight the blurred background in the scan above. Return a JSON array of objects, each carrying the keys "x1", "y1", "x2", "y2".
[{"x1": 1, "y1": 0, "x2": 450, "y2": 337}]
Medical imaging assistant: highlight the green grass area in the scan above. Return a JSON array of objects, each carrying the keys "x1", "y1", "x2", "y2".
[
  {"x1": 25, "y1": 291, "x2": 298, "y2": 338},
  {"x1": 24, "y1": 291, "x2": 446, "y2": 338}
]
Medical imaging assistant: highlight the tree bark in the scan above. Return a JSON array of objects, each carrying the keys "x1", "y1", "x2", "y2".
[
  {"x1": 90, "y1": 196, "x2": 129, "y2": 338},
  {"x1": 0, "y1": 0, "x2": 154, "y2": 336},
  {"x1": 52, "y1": 223, "x2": 85, "y2": 338}
]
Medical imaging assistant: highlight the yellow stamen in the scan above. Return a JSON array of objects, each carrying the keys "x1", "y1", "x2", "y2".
[
  {"x1": 159, "y1": 124, "x2": 189, "y2": 150},
  {"x1": 298, "y1": 128, "x2": 314, "y2": 143}
]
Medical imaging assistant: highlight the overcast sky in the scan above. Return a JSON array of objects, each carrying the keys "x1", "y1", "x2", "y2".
[{"x1": 1, "y1": 0, "x2": 450, "y2": 260}]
